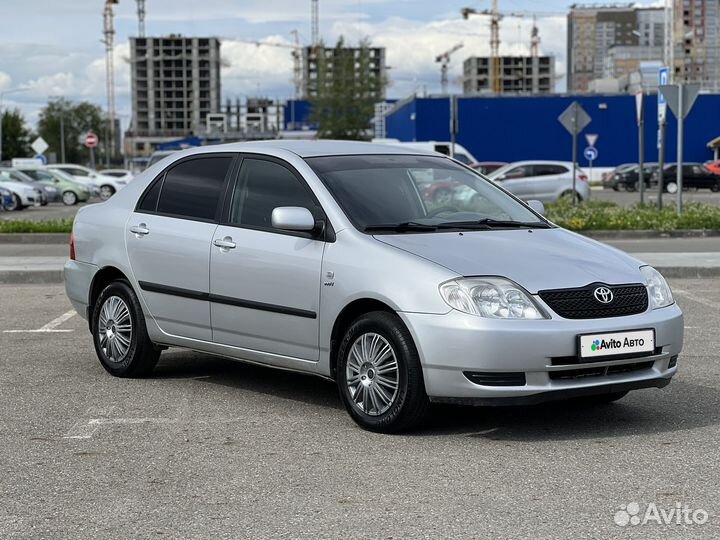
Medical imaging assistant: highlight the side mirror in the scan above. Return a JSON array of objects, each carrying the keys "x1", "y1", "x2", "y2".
[
  {"x1": 527, "y1": 199, "x2": 545, "y2": 217},
  {"x1": 271, "y1": 206, "x2": 316, "y2": 232},
  {"x1": 495, "y1": 174, "x2": 506, "y2": 181}
]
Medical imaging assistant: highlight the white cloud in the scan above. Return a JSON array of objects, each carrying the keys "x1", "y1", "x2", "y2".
[{"x1": 0, "y1": 72, "x2": 11, "y2": 92}]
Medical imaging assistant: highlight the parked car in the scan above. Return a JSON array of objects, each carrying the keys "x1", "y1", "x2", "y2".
[
  {"x1": 372, "y1": 139, "x2": 479, "y2": 167},
  {"x1": 654, "y1": 163, "x2": 720, "y2": 193},
  {"x1": 488, "y1": 161, "x2": 591, "y2": 202},
  {"x1": 0, "y1": 168, "x2": 53, "y2": 204},
  {"x1": 611, "y1": 163, "x2": 659, "y2": 192},
  {"x1": 46, "y1": 164, "x2": 127, "y2": 200},
  {"x1": 65, "y1": 141, "x2": 682, "y2": 432},
  {"x1": 0, "y1": 186, "x2": 13, "y2": 210},
  {"x1": 0, "y1": 173, "x2": 44, "y2": 211},
  {"x1": 602, "y1": 163, "x2": 635, "y2": 190},
  {"x1": 146, "y1": 151, "x2": 178, "y2": 170},
  {"x1": 473, "y1": 161, "x2": 508, "y2": 175},
  {"x1": 15, "y1": 167, "x2": 92, "y2": 205},
  {"x1": 99, "y1": 169, "x2": 134, "y2": 182},
  {"x1": 705, "y1": 160, "x2": 720, "y2": 175}
]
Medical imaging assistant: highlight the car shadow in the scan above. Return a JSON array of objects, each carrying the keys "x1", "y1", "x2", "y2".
[{"x1": 151, "y1": 351, "x2": 720, "y2": 441}]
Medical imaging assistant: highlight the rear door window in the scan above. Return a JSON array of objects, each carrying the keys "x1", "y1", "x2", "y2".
[
  {"x1": 534, "y1": 164, "x2": 568, "y2": 176},
  {"x1": 156, "y1": 156, "x2": 233, "y2": 221}
]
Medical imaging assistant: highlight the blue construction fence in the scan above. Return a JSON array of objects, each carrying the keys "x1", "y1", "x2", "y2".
[{"x1": 383, "y1": 94, "x2": 720, "y2": 167}]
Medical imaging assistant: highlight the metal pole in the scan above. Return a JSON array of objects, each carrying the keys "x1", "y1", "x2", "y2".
[
  {"x1": 572, "y1": 130, "x2": 578, "y2": 205},
  {"x1": 449, "y1": 95, "x2": 457, "y2": 158},
  {"x1": 59, "y1": 113, "x2": 66, "y2": 163},
  {"x1": 676, "y1": 84, "x2": 684, "y2": 214},
  {"x1": 638, "y1": 99, "x2": 645, "y2": 204},
  {"x1": 657, "y1": 119, "x2": 666, "y2": 209},
  {"x1": 0, "y1": 98, "x2": 3, "y2": 164},
  {"x1": 90, "y1": 147, "x2": 96, "y2": 170}
]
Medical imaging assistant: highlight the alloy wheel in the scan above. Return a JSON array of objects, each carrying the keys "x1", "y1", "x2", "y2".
[
  {"x1": 345, "y1": 332, "x2": 400, "y2": 416},
  {"x1": 62, "y1": 191, "x2": 78, "y2": 206},
  {"x1": 97, "y1": 296, "x2": 133, "y2": 363}
]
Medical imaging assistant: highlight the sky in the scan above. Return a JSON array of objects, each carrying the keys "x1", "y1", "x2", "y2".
[{"x1": 0, "y1": 0, "x2": 662, "y2": 129}]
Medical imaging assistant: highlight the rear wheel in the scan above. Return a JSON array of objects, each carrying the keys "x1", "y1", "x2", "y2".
[
  {"x1": 711, "y1": 183, "x2": 720, "y2": 192},
  {"x1": 62, "y1": 191, "x2": 78, "y2": 206},
  {"x1": 665, "y1": 181, "x2": 678, "y2": 194},
  {"x1": 337, "y1": 311, "x2": 429, "y2": 433},
  {"x1": 91, "y1": 280, "x2": 160, "y2": 377},
  {"x1": 625, "y1": 181, "x2": 637, "y2": 192},
  {"x1": 559, "y1": 190, "x2": 582, "y2": 203}
]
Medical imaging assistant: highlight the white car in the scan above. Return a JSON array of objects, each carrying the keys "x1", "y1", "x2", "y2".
[
  {"x1": 99, "y1": 169, "x2": 134, "y2": 182},
  {"x1": 0, "y1": 178, "x2": 43, "y2": 211},
  {"x1": 372, "y1": 139, "x2": 479, "y2": 167},
  {"x1": 488, "y1": 161, "x2": 592, "y2": 203},
  {"x1": 47, "y1": 164, "x2": 127, "y2": 200}
]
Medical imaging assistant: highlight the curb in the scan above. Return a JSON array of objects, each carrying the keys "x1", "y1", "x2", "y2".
[
  {"x1": 652, "y1": 267, "x2": 720, "y2": 279},
  {"x1": 0, "y1": 233, "x2": 70, "y2": 244},
  {"x1": 0, "y1": 270, "x2": 64, "y2": 285},
  {"x1": 582, "y1": 230, "x2": 720, "y2": 240}
]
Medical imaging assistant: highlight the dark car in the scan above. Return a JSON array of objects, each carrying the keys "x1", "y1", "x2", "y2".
[
  {"x1": 654, "y1": 163, "x2": 720, "y2": 193},
  {"x1": 602, "y1": 163, "x2": 636, "y2": 190},
  {"x1": 612, "y1": 163, "x2": 659, "y2": 192}
]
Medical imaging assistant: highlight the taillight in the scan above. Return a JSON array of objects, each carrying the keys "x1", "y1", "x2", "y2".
[
  {"x1": 70, "y1": 232, "x2": 76, "y2": 261},
  {"x1": 578, "y1": 174, "x2": 588, "y2": 182}
]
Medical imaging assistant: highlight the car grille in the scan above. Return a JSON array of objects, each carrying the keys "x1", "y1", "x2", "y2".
[
  {"x1": 549, "y1": 361, "x2": 654, "y2": 381},
  {"x1": 538, "y1": 283, "x2": 648, "y2": 319}
]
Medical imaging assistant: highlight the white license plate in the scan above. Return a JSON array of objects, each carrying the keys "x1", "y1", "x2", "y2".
[{"x1": 579, "y1": 329, "x2": 655, "y2": 359}]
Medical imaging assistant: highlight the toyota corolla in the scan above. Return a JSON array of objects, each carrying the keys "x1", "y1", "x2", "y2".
[{"x1": 64, "y1": 141, "x2": 683, "y2": 432}]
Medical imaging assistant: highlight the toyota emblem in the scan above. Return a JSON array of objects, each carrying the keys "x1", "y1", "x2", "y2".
[{"x1": 593, "y1": 286, "x2": 614, "y2": 304}]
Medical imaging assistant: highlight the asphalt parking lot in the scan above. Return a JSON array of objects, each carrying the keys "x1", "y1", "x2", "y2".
[{"x1": 1, "y1": 278, "x2": 719, "y2": 539}]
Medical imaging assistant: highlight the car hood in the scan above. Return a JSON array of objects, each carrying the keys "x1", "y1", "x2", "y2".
[
  {"x1": 374, "y1": 228, "x2": 646, "y2": 293},
  {"x1": 0, "y1": 180, "x2": 36, "y2": 193}
]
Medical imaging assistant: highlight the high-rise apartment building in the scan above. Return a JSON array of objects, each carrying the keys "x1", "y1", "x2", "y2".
[
  {"x1": 462, "y1": 56, "x2": 555, "y2": 95},
  {"x1": 128, "y1": 35, "x2": 222, "y2": 153},
  {"x1": 567, "y1": 4, "x2": 665, "y2": 92},
  {"x1": 669, "y1": 0, "x2": 720, "y2": 90},
  {"x1": 302, "y1": 45, "x2": 387, "y2": 99}
]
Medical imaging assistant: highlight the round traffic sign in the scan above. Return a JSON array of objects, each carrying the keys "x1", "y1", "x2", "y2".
[
  {"x1": 583, "y1": 146, "x2": 598, "y2": 162},
  {"x1": 84, "y1": 133, "x2": 99, "y2": 149}
]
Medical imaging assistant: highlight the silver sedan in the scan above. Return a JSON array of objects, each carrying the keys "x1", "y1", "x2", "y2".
[{"x1": 65, "y1": 141, "x2": 682, "y2": 432}]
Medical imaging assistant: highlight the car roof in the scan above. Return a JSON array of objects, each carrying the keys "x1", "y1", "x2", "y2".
[
  {"x1": 505, "y1": 160, "x2": 574, "y2": 166},
  {"x1": 169, "y1": 140, "x2": 432, "y2": 159}
]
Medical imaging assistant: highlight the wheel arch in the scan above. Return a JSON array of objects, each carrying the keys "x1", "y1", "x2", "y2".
[
  {"x1": 329, "y1": 298, "x2": 398, "y2": 380},
  {"x1": 88, "y1": 265, "x2": 131, "y2": 323}
]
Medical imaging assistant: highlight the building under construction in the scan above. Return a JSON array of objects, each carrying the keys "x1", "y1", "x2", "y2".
[
  {"x1": 301, "y1": 45, "x2": 387, "y2": 99},
  {"x1": 127, "y1": 35, "x2": 222, "y2": 155},
  {"x1": 462, "y1": 55, "x2": 555, "y2": 95},
  {"x1": 668, "y1": 0, "x2": 720, "y2": 91}
]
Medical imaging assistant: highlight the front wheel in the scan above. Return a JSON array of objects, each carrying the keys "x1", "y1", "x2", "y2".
[
  {"x1": 665, "y1": 181, "x2": 678, "y2": 194},
  {"x1": 7, "y1": 194, "x2": 21, "y2": 211},
  {"x1": 92, "y1": 280, "x2": 160, "y2": 377},
  {"x1": 62, "y1": 191, "x2": 78, "y2": 206},
  {"x1": 625, "y1": 181, "x2": 637, "y2": 192},
  {"x1": 711, "y1": 183, "x2": 720, "y2": 192},
  {"x1": 337, "y1": 311, "x2": 429, "y2": 433},
  {"x1": 99, "y1": 185, "x2": 116, "y2": 201}
]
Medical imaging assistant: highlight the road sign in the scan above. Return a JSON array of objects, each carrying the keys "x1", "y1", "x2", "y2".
[
  {"x1": 658, "y1": 67, "x2": 669, "y2": 122},
  {"x1": 30, "y1": 136, "x2": 48, "y2": 156},
  {"x1": 34, "y1": 154, "x2": 47, "y2": 165},
  {"x1": 12, "y1": 157, "x2": 43, "y2": 168},
  {"x1": 558, "y1": 102, "x2": 591, "y2": 135},
  {"x1": 659, "y1": 84, "x2": 700, "y2": 120},
  {"x1": 84, "y1": 133, "x2": 99, "y2": 149},
  {"x1": 584, "y1": 147, "x2": 598, "y2": 161},
  {"x1": 635, "y1": 91, "x2": 644, "y2": 126},
  {"x1": 585, "y1": 133, "x2": 598, "y2": 147}
]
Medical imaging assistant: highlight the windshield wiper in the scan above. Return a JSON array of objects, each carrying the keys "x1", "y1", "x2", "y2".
[
  {"x1": 364, "y1": 221, "x2": 438, "y2": 233},
  {"x1": 437, "y1": 218, "x2": 550, "y2": 229}
]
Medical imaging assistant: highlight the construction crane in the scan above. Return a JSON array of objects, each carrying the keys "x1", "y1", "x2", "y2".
[
  {"x1": 462, "y1": 2, "x2": 500, "y2": 93},
  {"x1": 235, "y1": 37, "x2": 304, "y2": 99},
  {"x1": 136, "y1": 0, "x2": 146, "y2": 37},
  {"x1": 102, "y1": 0, "x2": 119, "y2": 164},
  {"x1": 311, "y1": 0, "x2": 319, "y2": 46},
  {"x1": 530, "y1": 15, "x2": 539, "y2": 58},
  {"x1": 435, "y1": 43, "x2": 464, "y2": 94}
]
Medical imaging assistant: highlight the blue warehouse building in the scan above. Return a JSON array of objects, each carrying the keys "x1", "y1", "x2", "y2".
[{"x1": 384, "y1": 94, "x2": 720, "y2": 167}]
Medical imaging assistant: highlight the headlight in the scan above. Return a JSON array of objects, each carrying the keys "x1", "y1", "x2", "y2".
[
  {"x1": 640, "y1": 266, "x2": 674, "y2": 309},
  {"x1": 116, "y1": 180, "x2": 127, "y2": 185},
  {"x1": 439, "y1": 277, "x2": 548, "y2": 319}
]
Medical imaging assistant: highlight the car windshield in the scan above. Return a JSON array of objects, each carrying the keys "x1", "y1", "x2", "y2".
[
  {"x1": 307, "y1": 155, "x2": 548, "y2": 233},
  {"x1": 46, "y1": 168, "x2": 76, "y2": 182}
]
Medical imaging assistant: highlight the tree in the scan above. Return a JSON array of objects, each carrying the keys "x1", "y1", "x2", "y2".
[
  {"x1": 310, "y1": 37, "x2": 387, "y2": 140},
  {"x1": 37, "y1": 99, "x2": 107, "y2": 165},
  {"x1": 1, "y1": 109, "x2": 32, "y2": 161}
]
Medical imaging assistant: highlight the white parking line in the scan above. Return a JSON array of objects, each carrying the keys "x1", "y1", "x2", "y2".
[
  {"x1": 3, "y1": 309, "x2": 76, "y2": 333},
  {"x1": 674, "y1": 290, "x2": 720, "y2": 311},
  {"x1": 64, "y1": 417, "x2": 178, "y2": 439}
]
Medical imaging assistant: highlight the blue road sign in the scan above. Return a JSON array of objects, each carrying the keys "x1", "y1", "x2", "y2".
[
  {"x1": 584, "y1": 146, "x2": 598, "y2": 161},
  {"x1": 34, "y1": 155, "x2": 47, "y2": 165},
  {"x1": 658, "y1": 67, "x2": 669, "y2": 121}
]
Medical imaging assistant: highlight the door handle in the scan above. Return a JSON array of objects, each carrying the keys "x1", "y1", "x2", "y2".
[
  {"x1": 213, "y1": 236, "x2": 236, "y2": 250},
  {"x1": 130, "y1": 223, "x2": 150, "y2": 236}
]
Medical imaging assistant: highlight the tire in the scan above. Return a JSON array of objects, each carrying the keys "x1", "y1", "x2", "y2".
[
  {"x1": 62, "y1": 191, "x2": 78, "y2": 206},
  {"x1": 666, "y1": 181, "x2": 678, "y2": 194},
  {"x1": 560, "y1": 190, "x2": 582, "y2": 203},
  {"x1": 711, "y1": 183, "x2": 720, "y2": 193},
  {"x1": 7, "y1": 194, "x2": 20, "y2": 211},
  {"x1": 572, "y1": 390, "x2": 629, "y2": 406},
  {"x1": 91, "y1": 280, "x2": 160, "y2": 378},
  {"x1": 99, "y1": 185, "x2": 116, "y2": 201},
  {"x1": 625, "y1": 181, "x2": 637, "y2": 192},
  {"x1": 337, "y1": 311, "x2": 429, "y2": 433}
]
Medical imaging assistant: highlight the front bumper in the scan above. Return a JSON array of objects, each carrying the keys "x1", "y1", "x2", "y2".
[{"x1": 399, "y1": 303, "x2": 683, "y2": 402}]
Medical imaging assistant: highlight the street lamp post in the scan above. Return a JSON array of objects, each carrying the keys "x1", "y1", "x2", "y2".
[{"x1": 0, "y1": 87, "x2": 29, "y2": 163}]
